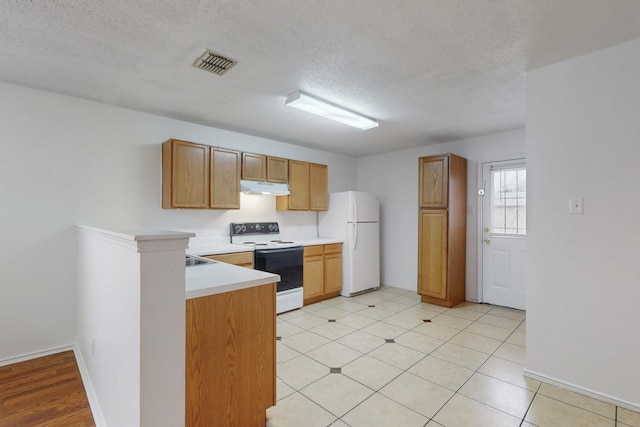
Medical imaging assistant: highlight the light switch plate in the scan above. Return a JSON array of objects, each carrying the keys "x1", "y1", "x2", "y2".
[{"x1": 570, "y1": 197, "x2": 583, "y2": 214}]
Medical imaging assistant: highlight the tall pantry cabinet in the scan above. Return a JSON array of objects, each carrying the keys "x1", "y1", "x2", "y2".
[{"x1": 418, "y1": 154, "x2": 467, "y2": 307}]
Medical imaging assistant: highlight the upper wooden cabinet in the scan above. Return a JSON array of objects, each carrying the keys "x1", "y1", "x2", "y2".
[
  {"x1": 241, "y1": 153, "x2": 289, "y2": 183},
  {"x1": 162, "y1": 139, "x2": 240, "y2": 209},
  {"x1": 419, "y1": 155, "x2": 449, "y2": 208},
  {"x1": 241, "y1": 153, "x2": 266, "y2": 181},
  {"x1": 287, "y1": 160, "x2": 310, "y2": 209},
  {"x1": 266, "y1": 156, "x2": 289, "y2": 183},
  {"x1": 210, "y1": 147, "x2": 241, "y2": 209},
  {"x1": 276, "y1": 160, "x2": 328, "y2": 211},
  {"x1": 417, "y1": 153, "x2": 467, "y2": 308},
  {"x1": 309, "y1": 163, "x2": 328, "y2": 210},
  {"x1": 163, "y1": 139, "x2": 209, "y2": 209}
]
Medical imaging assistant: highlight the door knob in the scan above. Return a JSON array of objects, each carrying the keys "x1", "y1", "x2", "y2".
[{"x1": 483, "y1": 239, "x2": 490, "y2": 244}]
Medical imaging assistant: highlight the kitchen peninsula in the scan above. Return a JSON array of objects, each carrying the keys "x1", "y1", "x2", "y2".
[
  {"x1": 76, "y1": 226, "x2": 278, "y2": 427},
  {"x1": 185, "y1": 259, "x2": 279, "y2": 426}
]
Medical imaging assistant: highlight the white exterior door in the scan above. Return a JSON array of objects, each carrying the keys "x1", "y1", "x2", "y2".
[{"x1": 481, "y1": 160, "x2": 527, "y2": 310}]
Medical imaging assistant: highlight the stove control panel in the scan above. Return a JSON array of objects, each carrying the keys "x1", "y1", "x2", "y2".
[{"x1": 230, "y1": 222, "x2": 279, "y2": 235}]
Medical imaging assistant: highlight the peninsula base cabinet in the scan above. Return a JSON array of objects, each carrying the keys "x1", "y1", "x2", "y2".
[
  {"x1": 185, "y1": 283, "x2": 276, "y2": 427},
  {"x1": 417, "y1": 153, "x2": 467, "y2": 308}
]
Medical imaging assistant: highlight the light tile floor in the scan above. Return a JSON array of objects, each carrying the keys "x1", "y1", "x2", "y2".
[{"x1": 266, "y1": 285, "x2": 640, "y2": 427}]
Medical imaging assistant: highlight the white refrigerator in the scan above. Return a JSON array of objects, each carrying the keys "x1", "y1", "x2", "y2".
[{"x1": 318, "y1": 191, "x2": 380, "y2": 296}]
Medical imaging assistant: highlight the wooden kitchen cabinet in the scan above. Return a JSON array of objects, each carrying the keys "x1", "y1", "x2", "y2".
[
  {"x1": 241, "y1": 153, "x2": 267, "y2": 181},
  {"x1": 417, "y1": 153, "x2": 467, "y2": 307},
  {"x1": 210, "y1": 147, "x2": 241, "y2": 209},
  {"x1": 266, "y1": 156, "x2": 289, "y2": 183},
  {"x1": 419, "y1": 155, "x2": 449, "y2": 208},
  {"x1": 162, "y1": 139, "x2": 209, "y2": 209},
  {"x1": 203, "y1": 251, "x2": 254, "y2": 268},
  {"x1": 309, "y1": 163, "x2": 328, "y2": 210},
  {"x1": 186, "y1": 283, "x2": 276, "y2": 426},
  {"x1": 303, "y1": 245, "x2": 325, "y2": 302},
  {"x1": 323, "y1": 243, "x2": 343, "y2": 295},
  {"x1": 241, "y1": 153, "x2": 289, "y2": 184},
  {"x1": 276, "y1": 160, "x2": 328, "y2": 211},
  {"x1": 162, "y1": 139, "x2": 240, "y2": 209},
  {"x1": 303, "y1": 243, "x2": 343, "y2": 305},
  {"x1": 279, "y1": 160, "x2": 309, "y2": 210}
]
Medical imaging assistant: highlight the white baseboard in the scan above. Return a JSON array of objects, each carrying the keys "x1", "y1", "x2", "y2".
[
  {"x1": 0, "y1": 345, "x2": 106, "y2": 427},
  {"x1": 73, "y1": 345, "x2": 107, "y2": 427},
  {"x1": 524, "y1": 368, "x2": 640, "y2": 413},
  {"x1": 0, "y1": 344, "x2": 76, "y2": 367}
]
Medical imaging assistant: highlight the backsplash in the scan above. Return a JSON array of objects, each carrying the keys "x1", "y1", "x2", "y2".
[{"x1": 183, "y1": 193, "x2": 319, "y2": 248}]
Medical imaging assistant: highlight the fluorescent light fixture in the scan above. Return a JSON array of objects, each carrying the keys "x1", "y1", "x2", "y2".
[{"x1": 285, "y1": 91, "x2": 378, "y2": 130}]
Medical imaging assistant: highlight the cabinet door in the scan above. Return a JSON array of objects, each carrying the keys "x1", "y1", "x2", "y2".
[
  {"x1": 203, "y1": 252, "x2": 254, "y2": 268},
  {"x1": 210, "y1": 147, "x2": 241, "y2": 209},
  {"x1": 186, "y1": 284, "x2": 275, "y2": 426},
  {"x1": 419, "y1": 156, "x2": 449, "y2": 208},
  {"x1": 303, "y1": 246, "x2": 324, "y2": 301},
  {"x1": 324, "y1": 245, "x2": 343, "y2": 294},
  {"x1": 418, "y1": 209, "x2": 448, "y2": 300},
  {"x1": 287, "y1": 160, "x2": 310, "y2": 210},
  {"x1": 162, "y1": 139, "x2": 209, "y2": 208},
  {"x1": 309, "y1": 163, "x2": 328, "y2": 211},
  {"x1": 266, "y1": 156, "x2": 288, "y2": 183},
  {"x1": 241, "y1": 153, "x2": 266, "y2": 181}
]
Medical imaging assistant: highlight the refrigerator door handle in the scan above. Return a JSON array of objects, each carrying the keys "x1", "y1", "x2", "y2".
[
  {"x1": 352, "y1": 222, "x2": 358, "y2": 251},
  {"x1": 351, "y1": 192, "x2": 358, "y2": 223}
]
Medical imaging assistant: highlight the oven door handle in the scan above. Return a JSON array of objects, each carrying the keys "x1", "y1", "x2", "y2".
[{"x1": 254, "y1": 247, "x2": 303, "y2": 256}]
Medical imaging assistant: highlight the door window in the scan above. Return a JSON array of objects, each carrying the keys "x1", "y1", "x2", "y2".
[{"x1": 491, "y1": 167, "x2": 526, "y2": 236}]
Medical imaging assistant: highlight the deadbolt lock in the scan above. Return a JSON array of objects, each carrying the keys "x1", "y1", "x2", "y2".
[{"x1": 483, "y1": 239, "x2": 491, "y2": 244}]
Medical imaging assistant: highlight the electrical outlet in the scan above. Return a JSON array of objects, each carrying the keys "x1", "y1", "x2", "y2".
[{"x1": 569, "y1": 197, "x2": 583, "y2": 214}]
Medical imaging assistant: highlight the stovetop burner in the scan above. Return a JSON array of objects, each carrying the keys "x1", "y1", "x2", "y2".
[{"x1": 230, "y1": 222, "x2": 301, "y2": 248}]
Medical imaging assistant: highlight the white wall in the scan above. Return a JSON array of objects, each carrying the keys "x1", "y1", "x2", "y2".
[
  {"x1": 357, "y1": 129, "x2": 525, "y2": 301},
  {"x1": 77, "y1": 227, "x2": 191, "y2": 427},
  {"x1": 526, "y1": 38, "x2": 640, "y2": 409},
  {"x1": 0, "y1": 82, "x2": 356, "y2": 361}
]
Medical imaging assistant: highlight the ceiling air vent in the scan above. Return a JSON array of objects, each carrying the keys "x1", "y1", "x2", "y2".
[{"x1": 192, "y1": 49, "x2": 238, "y2": 76}]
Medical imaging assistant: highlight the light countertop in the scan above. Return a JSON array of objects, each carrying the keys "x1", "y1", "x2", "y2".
[
  {"x1": 187, "y1": 238, "x2": 343, "y2": 256},
  {"x1": 185, "y1": 261, "x2": 279, "y2": 299},
  {"x1": 185, "y1": 238, "x2": 342, "y2": 299}
]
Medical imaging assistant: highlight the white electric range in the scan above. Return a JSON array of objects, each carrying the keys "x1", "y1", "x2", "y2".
[{"x1": 230, "y1": 222, "x2": 303, "y2": 314}]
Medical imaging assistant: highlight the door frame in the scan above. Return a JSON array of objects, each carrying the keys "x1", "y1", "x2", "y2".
[{"x1": 476, "y1": 154, "x2": 526, "y2": 304}]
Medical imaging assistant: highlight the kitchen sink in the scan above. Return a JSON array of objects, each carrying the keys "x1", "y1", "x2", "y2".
[{"x1": 186, "y1": 255, "x2": 216, "y2": 266}]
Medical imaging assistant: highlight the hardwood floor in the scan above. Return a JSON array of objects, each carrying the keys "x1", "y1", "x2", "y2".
[{"x1": 0, "y1": 350, "x2": 95, "y2": 426}]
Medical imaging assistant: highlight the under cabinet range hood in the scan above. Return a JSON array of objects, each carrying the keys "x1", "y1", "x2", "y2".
[{"x1": 240, "y1": 180, "x2": 290, "y2": 195}]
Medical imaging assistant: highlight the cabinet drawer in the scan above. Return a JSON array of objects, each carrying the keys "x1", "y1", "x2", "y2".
[
  {"x1": 203, "y1": 252, "x2": 254, "y2": 268},
  {"x1": 324, "y1": 243, "x2": 342, "y2": 254},
  {"x1": 304, "y1": 245, "x2": 324, "y2": 257}
]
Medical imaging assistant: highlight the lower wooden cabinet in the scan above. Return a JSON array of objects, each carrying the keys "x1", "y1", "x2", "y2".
[
  {"x1": 418, "y1": 209, "x2": 449, "y2": 300},
  {"x1": 203, "y1": 251, "x2": 254, "y2": 268},
  {"x1": 303, "y1": 243, "x2": 343, "y2": 305},
  {"x1": 186, "y1": 284, "x2": 276, "y2": 427}
]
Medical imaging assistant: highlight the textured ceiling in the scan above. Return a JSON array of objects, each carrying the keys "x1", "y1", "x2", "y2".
[{"x1": 1, "y1": 1, "x2": 639, "y2": 157}]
